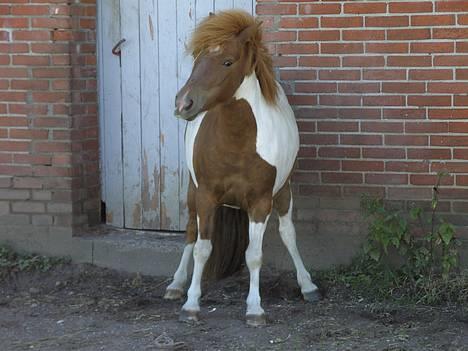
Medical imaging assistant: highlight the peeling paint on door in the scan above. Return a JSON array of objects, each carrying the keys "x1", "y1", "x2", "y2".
[
  {"x1": 148, "y1": 14, "x2": 154, "y2": 41},
  {"x1": 106, "y1": 211, "x2": 114, "y2": 224},
  {"x1": 142, "y1": 151, "x2": 161, "y2": 228},
  {"x1": 132, "y1": 202, "x2": 142, "y2": 228}
]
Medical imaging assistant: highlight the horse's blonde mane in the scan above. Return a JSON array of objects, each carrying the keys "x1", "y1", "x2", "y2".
[{"x1": 188, "y1": 10, "x2": 278, "y2": 104}]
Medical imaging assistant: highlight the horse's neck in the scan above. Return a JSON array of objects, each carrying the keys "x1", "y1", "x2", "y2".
[
  {"x1": 234, "y1": 72, "x2": 283, "y2": 144},
  {"x1": 234, "y1": 73, "x2": 299, "y2": 194},
  {"x1": 235, "y1": 73, "x2": 260, "y2": 98},
  {"x1": 233, "y1": 73, "x2": 276, "y2": 136},
  {"x1": 234, "y1": 73, "x2": 265, "y2": 111}
]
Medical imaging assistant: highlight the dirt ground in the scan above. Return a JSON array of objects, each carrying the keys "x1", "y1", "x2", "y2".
[{"x1": 0, "y1": 263, "x2": 467, "y2": 351}]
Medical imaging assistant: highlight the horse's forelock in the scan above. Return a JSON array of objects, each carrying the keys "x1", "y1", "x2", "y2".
[{"x1": 189, "y1": 10, "x2": 278, "y2": 104}]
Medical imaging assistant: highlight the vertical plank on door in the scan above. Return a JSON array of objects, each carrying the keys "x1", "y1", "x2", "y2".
[
  {"x1": 121, "y1": 0, "x2": 143, "y2": 229},
  {"x1": 176, "y1": 0, "x2": 196, "y2": 230},
  {"x1": 99, "y1": 0, "x2": 124, "y2": 227},
  {"x1": 234, "y1": 0, "x2": 254, "y2": 13},
  {"x1": 195, "y1": 0, "x2": 214, "y2": 23},
  {"x1": 97, "y1": 1, "x2": 105, "y2": 203},
  {"x1": 158, "y1": 0, "x2": 180, "y2": 230},
  {"x1": 214, "y1": 0, "x2": 234, "y2": 12},
  {"x1": 140, "y1": 0, "x2": 161, "y2": 229}
]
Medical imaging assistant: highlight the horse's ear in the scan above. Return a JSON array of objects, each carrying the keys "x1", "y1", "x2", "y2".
[{"x1": 237, "y1": 21, "x2": 262, "y2": 44}]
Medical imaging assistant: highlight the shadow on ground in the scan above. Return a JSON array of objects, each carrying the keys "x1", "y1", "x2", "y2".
[{"x1": 0, "y1": 263, "x2": 467, "y2": 350}]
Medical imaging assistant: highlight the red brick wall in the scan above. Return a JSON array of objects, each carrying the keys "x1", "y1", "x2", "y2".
[
  {"x1": 258, "y1": 1, "x2": 468, "y2": 228},
  {"x1": 0, "y1": 0, "x2": 467, "y2": 239},
  {"x1": 0, "y1": 0, "x2": 99, "y2": 234}
]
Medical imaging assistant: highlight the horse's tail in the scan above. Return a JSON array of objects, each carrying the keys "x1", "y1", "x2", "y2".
[{"x1": 203, "y1": 206, "x2": 249, "y2": 280}]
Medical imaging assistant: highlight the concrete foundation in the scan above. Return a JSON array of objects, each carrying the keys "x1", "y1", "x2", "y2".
[
  {"x1": 1, "y1": 215, "x2": 467, "y2": 277},
  {"x1": 0, "y1": 213, "x2": 368, "y2": 277}
]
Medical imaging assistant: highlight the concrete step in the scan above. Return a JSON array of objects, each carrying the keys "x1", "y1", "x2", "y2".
[
  {"x1": 78, "y1": 219, "x2": 370, "y2": 276},
  {"x1": 2, "y1": 222, "x2": 467, "y2": 277},
  {"x1": 81, "y1": 230, "x2": 186, "y2": 276},
  {"x1": 1, "y1": 221, "x2": 369, "y2": 277}
]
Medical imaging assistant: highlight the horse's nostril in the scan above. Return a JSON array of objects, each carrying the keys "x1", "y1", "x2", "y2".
[{"x1": 184, "y1": 99, "x2": 194, "y2": 111}]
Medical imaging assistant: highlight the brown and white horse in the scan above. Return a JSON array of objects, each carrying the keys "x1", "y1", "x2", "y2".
[{"x1": 164, "y1": 10, "x2": 320, "y2": 326}]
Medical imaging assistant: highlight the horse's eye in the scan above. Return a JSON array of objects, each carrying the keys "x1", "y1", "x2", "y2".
[{"x1": 223, "y1": 60, "x2": 233, "y2": 67}]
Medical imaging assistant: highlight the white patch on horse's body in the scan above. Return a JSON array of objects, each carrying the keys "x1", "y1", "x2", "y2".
[
  {"x1": 185, "y1": 74, "x2": 299, "y2": 197},
  {"x1": 185, "y1": 111, "x2": 207, "y2": 188},
  {"x1": 234, "y1": 73, "x2": 299, "y2": 195}
]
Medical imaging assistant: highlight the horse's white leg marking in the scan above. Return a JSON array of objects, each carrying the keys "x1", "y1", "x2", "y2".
[
  {"x1": 182, "y1": 233, "x2": 212, "y2": 313},
  {"x1": 245, "y1": 215, "x2": 269, "y2": 318},
  {"x1": 165, "y1": 243, "x2": 194, "y2": 293},
  {"x1": 279, "y1": 197, "x2": 318, "y2": 295}
]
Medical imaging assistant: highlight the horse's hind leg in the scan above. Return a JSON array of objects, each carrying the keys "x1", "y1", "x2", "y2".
[
  {"x1": 164, "y1": 179, "x2": 197, "y2": 300},
  {"x1": 274, "y1": 182, "x2": 321, "y2": 302}
]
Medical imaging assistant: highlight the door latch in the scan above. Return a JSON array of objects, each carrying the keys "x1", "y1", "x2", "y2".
[{"x1": 112, "y1": 38, "x2": 126, "y2": 56}]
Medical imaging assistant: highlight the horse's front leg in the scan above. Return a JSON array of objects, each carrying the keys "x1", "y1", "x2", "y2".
[
  {"x1": 165, "y1": 178, "x2": 197, "y2": 300},
  {"x1": 245, "y1": 198, "x2": 272, "y2": 327},
  {"x1": 164, "y1": 214, "x2": 196, "y2": 299},
  {"x1": 164, "y1": 242, "x2": 194, "y2": 300},
  {"x1": 179, "y1": 194, "x2": 216, "y2": 322},
  {"x1": 179, "y1": 234, "x2": 211, "y2": 322}
]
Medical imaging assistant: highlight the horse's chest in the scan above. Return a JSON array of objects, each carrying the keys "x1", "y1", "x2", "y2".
[{"x1": 185, "y1": 102, "x2": 276, "y2": 199}]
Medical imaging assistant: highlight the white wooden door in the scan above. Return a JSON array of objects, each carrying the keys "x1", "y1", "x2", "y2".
[{"x1": 98, "y1": 0, "x2": 254, "y2": 231}]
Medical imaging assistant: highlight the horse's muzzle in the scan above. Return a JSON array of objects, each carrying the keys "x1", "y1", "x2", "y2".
[{"x1": 174, "y1": 89, "x2": 196, "y2": 119}]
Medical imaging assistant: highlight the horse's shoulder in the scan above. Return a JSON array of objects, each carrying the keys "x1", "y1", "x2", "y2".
[
  {"x1": 208, "y1": 98, "x2": 257, "y2": 130},
  {"x1": 223, "y1": 97, "x2": 255, "y2": 115}
]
